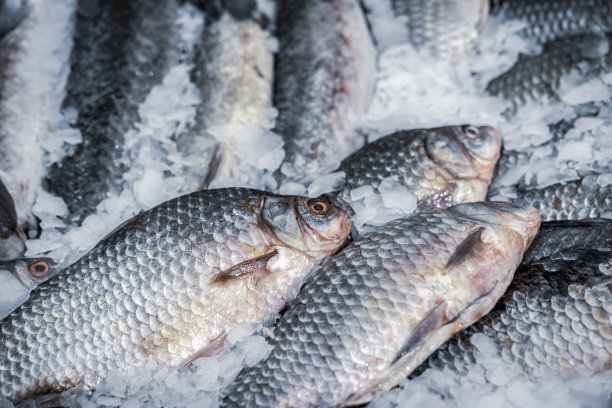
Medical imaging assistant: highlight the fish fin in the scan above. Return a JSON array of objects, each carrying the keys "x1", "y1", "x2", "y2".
[
  {"x1": 209, "y1": 250, "x2": 277, "y2": 285},
  {"x1": 200, "y1": 143, "x2": 223, "y2": 190},
  {"x1": 391, "y1": 302, "x2": 448, "y2": 365},
  {"x1": 445, "y1": 227, "x2": 485, "y2": 268},
  {"x1": 0, "y1": 176, "x2": 19, "y2": 238},
  {"x1": 182, "y1": 332, "x2": 228, "y2": 366}
]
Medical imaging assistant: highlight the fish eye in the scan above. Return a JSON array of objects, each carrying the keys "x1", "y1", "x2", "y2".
[
  {"x1": 29, "y1": 261, "x2": 49, "y2": 277},
  {"x1": 308, "y1": 200, "x2": 329, "y2": 215},
  {"x1": 462, "y1": 125, "x2": 480, "y2": 139}
]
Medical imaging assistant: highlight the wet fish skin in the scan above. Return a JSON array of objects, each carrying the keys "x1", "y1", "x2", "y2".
[
  {"x1": 420, "y1": 218, "x2": 612, "y2": 377},
  {"x1": 220, "y1": 201, "x2": 540, "y2": 407},
  {"x1": 510, "y1": 176, "x2": 612, "y2": 221},
  {"x1": 0, "y1": 0, "x2": 28, "y2": 40},
  {"x1": 385, "y1": 0, "x2": 489, "y2": 57},
  {"x1": 0, "y1": 257, "x2": 57, "y2": 320},
  {"x1": 332, "y1": 125, "x2": 502, "y2": 212},
  {"x1": 45, "y1": 0, "x2": 180, "y2": 223},
  {"x1": 0, "y1": 188, "x2": 351, "y2": 402},
  {"x1": 274, "y1": 0, "x2": 376, "y2": 183},
  {"x1": 486, "y1": 33, "x2": 612, "y2": 115},
  {"x1": 0, "y1": 177, "x2": 24, "y2": 259},
  {"x1": 492, "y1": 0, "x2": 612, "y2": 44}
]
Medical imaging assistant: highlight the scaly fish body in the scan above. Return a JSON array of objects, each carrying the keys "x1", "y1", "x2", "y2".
[
  {"x1": 0, "y1": 257, "x2": 57, "y2": 320},
  {"x1": 0, "y1": 188, "x2": 351, "y2": 402},
  {"x1": 220, "y1": 201, "x2": 540, "y2": 407},
  {"x1": 510, "y1": 176, "x2": 612, "y2": 221},
  {"x1": 367, "y1": 0, "x2": 489, "y2": 58},
  {"x1": 492, "y1": 0, "x2": 612, "y2": 44},
  {"x1": 45, "y1": 0, "x2": 180, "y2": 223},
  {"x1": 179, "y1": 5, "x2": 274, "y2": 188},
  {"x1": 332, "y1": 125, "x2": 502, "y2": 212},
  {"x1": 421, "y1": 218, "x2": 612, "y2": 376},
  {"x1": 274, "y1": 0, "x2": 376, "y2": 183},
  {"x1": 486, "y1": 33, "x2": 612, "y2": 115}
]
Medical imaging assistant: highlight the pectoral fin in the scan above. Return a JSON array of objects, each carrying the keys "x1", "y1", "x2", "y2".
[
  {"x1": 209, "y1": 250, "x2": 277, "y2": 285},
  {"x1": 445, "y1": 227, "x2": 485, "y2": 268}
]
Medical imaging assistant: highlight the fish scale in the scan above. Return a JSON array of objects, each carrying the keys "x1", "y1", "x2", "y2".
[
  {"x1": 0, "y1": 188, "x2": 350, "y2": 403},
  {"x1": 221, "y1": 202, "x2": 539, "y2": 407}
]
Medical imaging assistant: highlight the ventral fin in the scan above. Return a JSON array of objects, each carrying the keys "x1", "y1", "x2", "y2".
[
  {"x1": 182, "y1": 332, "x2": 228, "y2": 367},
  {"x1": 210, "y1": 250, "x2": 277, "y2": 285},
  {"x1": 391, "y1": 302, "x2": 447, "y2": 365},
  {"x1": 445, "y1": 227, "x2": 485, "y2": 268}
]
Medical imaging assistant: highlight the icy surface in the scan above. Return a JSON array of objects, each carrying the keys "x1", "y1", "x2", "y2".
[{"x1": 10, "y1": 5, "x2": 612, "y2": 408}]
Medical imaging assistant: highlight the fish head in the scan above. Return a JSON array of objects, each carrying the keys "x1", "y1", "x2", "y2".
[
  {"x1": 261, "y1": 195, "x2": 351, "y2": 262},
  {"x1": 0, "y1": 257, "x2": 58, "y2": 290},
  {"x1": 425, "y1": 125, "x2": 502, "y2": 179}
]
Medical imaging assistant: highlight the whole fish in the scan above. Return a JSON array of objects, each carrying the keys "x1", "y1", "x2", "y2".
[
  {"x1": 178, "y1": 2, "x2": 274, "y2": 189},
  {"x1": 0, "y1": 177, "x2": 24, "y2": 259},
  {"x1": 274, "y1": 0, "x2": 376, "y2": 184},
  {"x1": 492, "y1": 0, "x2": 612, "y2": 44},
  {"x1": 220, "y1": 201, "x2": 540, "y2": 407},
  {"x1": 509, "y1": 176, "x2": 612, "y2": 221},
  {"x1": 420, "y1": 218, "x2": 612, "y2": 377},
  {"x1": 0, "y1": 0, "x2": 55, "y2": 235},
  {"x1": 0, "y1": 188, "x2": 350, "y2": 403},
  {"x1": 486, "y1": 33, "x2": 612, "y2": 115},
  {"x1": 0, "y1": 0, "x2": 28, "y2": 39},
  {"x1": 45, "y1": 0, "x2": 180, "y2": 223},
  {"x1": 0, "y1": 257, "x2": 57, "y2": 320},
  {"x1": 364, "y1": 0, "x2": 489, "y2": 58},
  {"x1": 330, "y1": 125, "x2": 502, "y2": 213}
]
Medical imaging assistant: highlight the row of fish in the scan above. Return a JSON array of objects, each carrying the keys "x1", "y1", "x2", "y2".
[{"x1": 0, "y1": 0, "x2": 610, "y2": 406}]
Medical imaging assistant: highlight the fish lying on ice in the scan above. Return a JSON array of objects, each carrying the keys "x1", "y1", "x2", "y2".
[
  {"x1": 45, "y1": 0, "x2": 181, "y2": 223},
  {"x1": 274, "y1": 0, "x2": 376, "y2": 184},
  {"x1": 420, "y1": 218, "x2": 612, "y2": 377},
  {"x1": 364, "y1": 0, "x2": 489, "y2": 58},
  {"x1": 486, "y1": 33, "x2": 612, "y2": 115},
  {"x1": 0, "y1": 188, "x2": 350, "y2": 403},
  {"x1": 329, "y1": 125, "x2": 502, "y2": 214},
  {"x1": 220, "y1": 201, "x2": 540, "y2": 407},
  {"x1": 0, "y1": 257, "x2": 57, "y2": 320},
  {"x1": 492, "y1": 0, "x2": 612, "y2": 44}
]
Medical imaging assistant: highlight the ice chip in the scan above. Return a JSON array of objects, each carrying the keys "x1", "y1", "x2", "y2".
[
  {"x1": 378, "y1": 178, "x2": 417, "y2": 213},
  {"x1": 307, "y1": 171, "x2": 346, "y2": 197}
]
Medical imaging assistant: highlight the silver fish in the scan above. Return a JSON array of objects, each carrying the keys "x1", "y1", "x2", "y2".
[
  {"x1": 0, "y1": 188, "x2": 350, "y2": 403},
  {"x1": 220, "y1": 201, "x2": 540, "y2": 407},
  {"x1": 331, "y1": 125, "x2": 502, "y2": 213},
  {"x1": 492, "y1": 0, "x2": 612, "y2": 44},
  {"x1": 364, "y1": 0, "x2": 489, "y2": 58},
  {"x1": 509, "y1": 175, "x2": 612, "y2": 221},
  {"x1": 486, "y1": 33, "x2": 612, "y2": 115},
  {"x1": 274, "y1": 0, "x2": 376, "y2": 184},
  {"x1": 0, "y1": 257, "x2": 57, "y2": 320},
  {"x1": 420, "y1": 218, "x2": 612, "y2": 377},
  {"x1": 45, "y1": 0, "x2": 181, "y2": 223}
]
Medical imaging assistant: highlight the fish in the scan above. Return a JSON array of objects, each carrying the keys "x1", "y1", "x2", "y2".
[
  {"x1": 220, "y1": 201, "x2": 540, "y2": 407},
  {"x1": 364, "y1": 0, "x2": 489, "y2": 58},
  {"x1": 0, "y1": 0, "x2": 28, "y2": 40},
  {"x1": 0, "y1": 0, "x2": 57, "y2": 236},
  {"x1": 492, "y1": 0, "x2": 612, "y2": 44},
  {"x1": 177, "y1": 1, "x2": 275, "y2": 189},
  {"x1": 44, "y1": 0, "x2": 181, "y2": 223},
  {"x1": 486, "y1": 33, "x2": 612, "y2": 115},
  {"x1": 0, "y1": 257, "x2": 57, "y2": 320},
  {"x1": 330, "y1": 125, "x2": 502, "y2": 213},
  {"x1": 508, "y1": 176, "x2": 612, "y2": 221},
  {"x1": 0, "y1": 177, "x2": 24, "y2": 260},
  {"x1": 0, "y1": 188, "x2": 351, "y2": 403},
  {"x1": 419, "y1": 218, "x2": 612, "y2": 377},
  {"x1": 274, "y1": 0, "x2": 376, "y2": 184}
]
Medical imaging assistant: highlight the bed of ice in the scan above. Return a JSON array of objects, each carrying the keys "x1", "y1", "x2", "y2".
[{"x1": 4, "y1": 0, "x2": 611, "y2": 407}]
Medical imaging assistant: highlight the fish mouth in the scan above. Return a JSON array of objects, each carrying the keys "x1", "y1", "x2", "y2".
[{"x1": 449, "y1": 201, "x2": 540, "y2": 250}]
